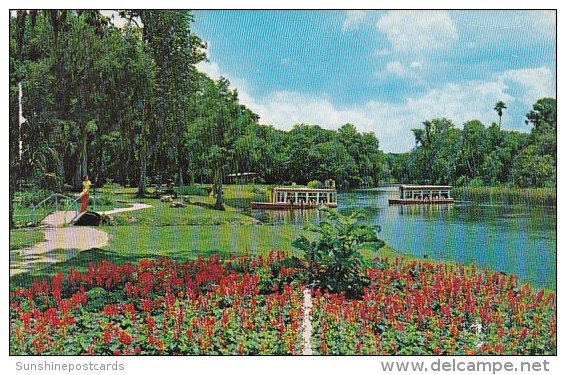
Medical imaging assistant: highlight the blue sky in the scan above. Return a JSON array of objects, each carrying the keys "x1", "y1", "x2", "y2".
[{"x1": 191, "y1": 10, "x2": 556, "y2": 153}]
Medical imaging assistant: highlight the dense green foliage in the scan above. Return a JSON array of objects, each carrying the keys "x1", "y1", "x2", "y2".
[
  {"x1": 293, "y1": 207, "x2": 385, "y2": 298},
  {"x1": 387, "y1": 98, "x2": 556, "y2": 188}
]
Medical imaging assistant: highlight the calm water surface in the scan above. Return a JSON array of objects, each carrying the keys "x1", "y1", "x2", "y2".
[{"x1": 250, "y1": 188, "x2": 556, "y2": 290}]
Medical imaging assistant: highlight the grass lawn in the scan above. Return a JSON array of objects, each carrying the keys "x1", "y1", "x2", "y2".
[
  {"x1": 8, "y1": 183, "x2": 397, "y2": 288},
  {"x1": 9, "y1": 220, "x2": 396, "y2": 289},
  {"x1": 104, "y1": 184, "x2": 273, "y2": 226},
  {"x1": 9, "y1": 228, "x2": 45, "y2": 251},
  {"x1": 103, "y1": 224, "x2": 305, "y2": 258},
  {"x1": 108, "y1": 196, "x2": 259, "y2": 226}
]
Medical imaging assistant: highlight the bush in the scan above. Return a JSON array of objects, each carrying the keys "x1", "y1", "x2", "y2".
[
  {"x1": 16, "y1": 190, "x2": 55, "y2": 208},
  {"x1": 307, "y1": 180, "x2": 323, "y2": 189},
  {"x1": 292, "y1": 207, "x2": 384, "y2": 298},
  {"x1": 251, "y1": 186, "x2": 266, "y2": 194},
  {"x1": 175, "y1": 185, "x2": 211, "y2": 196},
  {"x1": 89, "y1": 195, "x2": 113, "y2": 206}
]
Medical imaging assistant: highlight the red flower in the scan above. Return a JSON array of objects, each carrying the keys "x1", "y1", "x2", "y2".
[
  {"x1": 103, "y1": 304, "x2": 119, "y2": 317},
  {"x1": 119, "y1": 331, "x2": 132, "y2": 345},
  {"x1": 141, "y1": 299, "x2": 153, "y2": 312}
]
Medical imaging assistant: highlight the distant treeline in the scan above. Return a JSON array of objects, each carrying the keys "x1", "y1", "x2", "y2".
[{"x1": 386, "y1": 97, "x2": 556, "y2": 189}]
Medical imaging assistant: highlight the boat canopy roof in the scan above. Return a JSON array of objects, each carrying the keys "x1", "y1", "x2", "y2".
[
  {"x1": 273, "y1": 187, "x2": 336, "y2": 192},
  {"x1": 400, "y1": 185, "x2": 452, "y2": 190}
]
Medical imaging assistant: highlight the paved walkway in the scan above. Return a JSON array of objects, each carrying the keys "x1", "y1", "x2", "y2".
[
  {"x1": 11, "y1": 203, "x2": 152, "y2": 277},
  {"x1": 97, "y1": 203, "x2": 152, "y2": 216},
  {"x1": 302, "y1": 288, "x2": 313, "y2": 355}
]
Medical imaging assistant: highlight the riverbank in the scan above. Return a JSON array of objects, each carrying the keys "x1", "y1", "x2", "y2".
[
  {"x1": 453, "y1": 186, "x2": 556, "y2": 206},
  {"x1": 10, "y1": 183, "x2": 555, "y2": 291}
]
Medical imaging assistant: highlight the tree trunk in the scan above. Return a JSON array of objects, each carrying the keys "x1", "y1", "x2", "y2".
[
  {"x1": 178, "y1": 165, "x2": 184, "y2": 188},
  {"x1": 138, "y1": 152, "x2": 147, "y2": 198},
  {"x1": 214, "y1": 170, "x2": 224, "y2": 210}
]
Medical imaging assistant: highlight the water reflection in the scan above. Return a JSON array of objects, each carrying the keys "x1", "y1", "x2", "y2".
[
  {"x1": 395, "y1": 203, "x2": 453, "y2": 217},
  {"x1": 251, "y1": 207, "x2": 326, "y2": 225}
]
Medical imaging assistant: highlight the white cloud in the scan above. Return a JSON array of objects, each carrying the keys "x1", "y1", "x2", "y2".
[
  {"x1": 193, "y1": 56, "x2": 552, "y2": 153},
  {"x1": 532, "y1": 10, "x2": 556, "y2": 38},
  {"x1": 196, "y1": 60, "x2": 221, "y2": 80},
  {"x1": 238, "y1": 75, "x2": 535, "y2": 153},
  {"x1": 376, "y1": 61, "x2": 422, "y2": 80},
  {"x1": 385, "y1": 61, "x2": 408, "y2": 77},
  {"x1": 376, "y1": 11, "x2": 458, "y2": 55},
  {"x1": 373, "y1": 48, "x2": 391, "y2": 57},
  {"x1": 500, "y1": 67, "x2": 555, "y2": 106},
  {"x1": 342, "y1": 10, "x2": 367, "y2": 31}
]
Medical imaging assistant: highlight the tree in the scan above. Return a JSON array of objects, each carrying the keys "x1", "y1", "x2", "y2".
[
  {"x1": 512, "y1": 98, "x2": 557, "y2": 187},
  {"x1": 119, "y1": 10, "x2": 206, "y2": 195},
  {"x1": 285, "y1": 124, "x2": 333, "y2": 184},
  {"x1": 457, "y1": 120, "x2": 486, "y2": 182},
  {"x1": 187, "y1": 76, "x2": 253, "y2": 210},
  {"x1": 250, "y1": 125, "x2": 291, "y2": 184},
  {"x1": 336, "y1": 124, "x2": 385, "y2": 188},
  {"x1": 512, "y1": 146, "x2": 555, "y2": 188},
  {"x1": 494, "y1": 101, "x2": 507, "y2": 127},
  {"x1": 525, "y1": 97, "x2": 556, "y2": 159},
  {"x1": 411, "y1": 118, "x2": 460, "y2": 184}
]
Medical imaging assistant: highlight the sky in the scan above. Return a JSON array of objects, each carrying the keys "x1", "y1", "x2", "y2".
[{"x1": 191, "y1": 10, "x2": 556, "y2": 153}]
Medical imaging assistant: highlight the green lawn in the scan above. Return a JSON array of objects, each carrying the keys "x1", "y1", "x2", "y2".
[
  {"x1": 103, "y1": 224, "x2": 304, "y2": 258},
  {"x1": 9, "y1": 183, "x2": 397, "y2": 288},
  {"x1": 9, "y1": 228, "x2": 45, "y2": 251},
  {"x1": 108, "y1": 197, "x2": 259, "y2": 226},
  {"x1": 105, "y1": 185, "x2": 272, "y2": 226}
]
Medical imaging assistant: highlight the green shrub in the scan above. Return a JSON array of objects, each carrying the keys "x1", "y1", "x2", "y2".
[
  {"x1": 89, "y1": 195, "x2": 113, "y2": 206},
  {"x1": 16, "y1": 190, "x2": 56, "y2": 208},
  {"x1": 292, "y1": 207, "x2": 384, "y2": 298},
  {"x1": 175, "y1": 185, "x2": 211, "y2": 196},
  {"x1": 307, "y1": 180, "x2": 323, "y2": 189},
  {"x1": 251, "y1": 186, "x2": 266, "y2": 194}
]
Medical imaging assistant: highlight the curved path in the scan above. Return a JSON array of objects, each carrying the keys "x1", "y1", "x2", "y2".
[{"x1": 10, "y1": 203, "x2": 152, "y2": 277}]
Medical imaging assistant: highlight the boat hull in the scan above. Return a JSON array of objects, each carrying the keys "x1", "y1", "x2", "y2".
[
  {"x1": 251, "y1": 202, "x2": 337, "y2": 209},
  {"x1": 388, "y1": 198, "x2": 454, "y2": 205}
]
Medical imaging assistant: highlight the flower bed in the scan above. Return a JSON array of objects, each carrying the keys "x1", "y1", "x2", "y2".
[
  {"x1": 10, "y1": 254, "x2": 556, "y2": 355},
  {"x1": 311, "y1": 258, "x2": 556, "y2": 355},
  {"x1": 10, "y1": 252, "x2": 304, "y2": 355}
]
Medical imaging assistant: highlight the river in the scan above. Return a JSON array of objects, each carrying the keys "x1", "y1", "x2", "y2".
[{"x1": 249, "y1": 187, "x2": 557, "y2": 290}]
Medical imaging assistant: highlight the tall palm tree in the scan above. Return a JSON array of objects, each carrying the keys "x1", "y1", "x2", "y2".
[{"x1": 494, "y1": 101, "x2": 507, "y2": 127}]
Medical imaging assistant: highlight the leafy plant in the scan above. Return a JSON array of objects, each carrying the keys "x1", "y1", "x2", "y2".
[
  {"x1": 307, "y1": 180, "x2": 322, "y2": 189},
  {"x1": 292, "y1": 207, "x2": 384, "y2": 298},
  {"x1": 175, "y1": 185, "x2": 212, "y2": 196}
]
